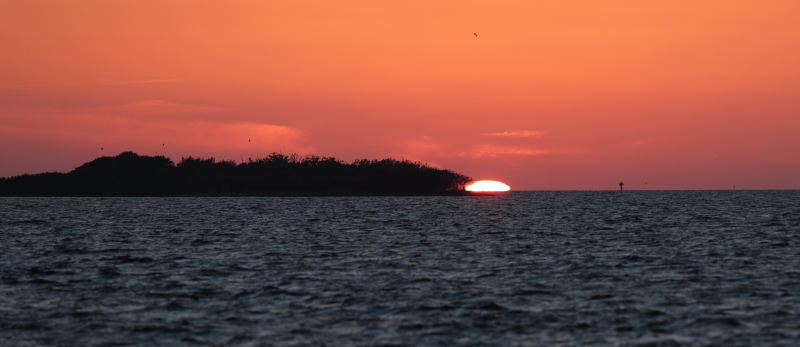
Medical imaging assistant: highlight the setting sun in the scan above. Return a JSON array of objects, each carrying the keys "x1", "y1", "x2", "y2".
[{"x1": 465, "y1": 180, "x2": 511, "y2": 192}]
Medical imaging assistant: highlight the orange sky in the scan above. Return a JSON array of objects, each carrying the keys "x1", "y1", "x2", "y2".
[{"x1": 2, "y1": 1, "x2": 799, "y2": 190}]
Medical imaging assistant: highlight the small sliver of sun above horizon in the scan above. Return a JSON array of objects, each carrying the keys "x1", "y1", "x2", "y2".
[{"x1": 465, "y1": 180, "x2": 511, "y2": 192}]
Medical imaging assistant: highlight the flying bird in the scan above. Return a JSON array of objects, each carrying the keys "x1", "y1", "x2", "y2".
[
  {"x1": 248, "y1": 139, "x2": 251, "y2": 142},
  {"x1": 101, "y1": 147, "x2": 103, "y2": 150},
  {"x1": 474, "y1": 33, "x2": 477, "y2": 37},
  {"x1": 162, "y1": 143, "x2": 165, "y2": 146}
]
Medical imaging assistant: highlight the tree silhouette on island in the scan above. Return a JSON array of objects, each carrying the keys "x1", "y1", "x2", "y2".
[{"x1": 0, "y1": 151, "x2": 475, "y2": 196}]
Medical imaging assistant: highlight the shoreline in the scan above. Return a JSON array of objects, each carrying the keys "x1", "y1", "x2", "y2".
[{"x1": 0, "y1": 191, "x2": 499, "y2": 197}]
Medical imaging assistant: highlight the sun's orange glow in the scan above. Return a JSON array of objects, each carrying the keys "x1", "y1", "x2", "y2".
[
  {"x1": 1, "y1": 2, "x2": 800, "y2": 189},
  {"x1": 465, "y1": 180, "x2": 511, "y2": 192}
]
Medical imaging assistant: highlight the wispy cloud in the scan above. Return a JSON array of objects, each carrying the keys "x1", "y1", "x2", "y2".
[
  {"x1": 395, "y1": 135, "x2": 556, "y2": 160},
  {"x1": 484, "y1": 130, "x2": 547, "y2": 138},
  {"x1": 95, "y1": 79, "x2": 192, "y2": 86},
  {"x1": 82, "y1": 99, "x2": 231, "y2": 114},
  {"x1": 0, "y1": 79, "x2": 192, "y2": 89},
  {"x1": 628, "y1": 137, "x2": 671, "y2": 146},
  {"x1": 0, "y1": 110, "x2": 314, "y2": 155},
  {"x1": 460, "y1": 145, "x2": 551, "y2": 158}
]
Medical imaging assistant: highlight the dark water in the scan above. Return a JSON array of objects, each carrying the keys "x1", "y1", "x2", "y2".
[{"x1": 1, "y1": 191, "x2": 799, "y2": 346}]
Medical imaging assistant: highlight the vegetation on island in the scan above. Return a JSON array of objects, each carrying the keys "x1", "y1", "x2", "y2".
[{"x1": 0, "y1": 151, "x2": 473, "y2": 196}]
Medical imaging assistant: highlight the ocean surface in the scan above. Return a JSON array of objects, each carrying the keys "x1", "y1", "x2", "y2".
[{"x1": 1, "y1": 191, "x2": 799, "y2": 346}]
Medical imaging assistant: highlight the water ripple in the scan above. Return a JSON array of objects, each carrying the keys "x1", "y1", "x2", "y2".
[{"x1": 1, "y1": 191, "x2": 799, "y2": 346}]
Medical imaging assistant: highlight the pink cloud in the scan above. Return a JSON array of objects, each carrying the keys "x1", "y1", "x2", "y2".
[
  {"x1": 0, "y1": 79, "x2": 192, "y2": 89},
  {"x1": 484, "y1": 130, "x2": 547, "y2": 137},
  {"x1": 0, "y1": 107, "x2": 313, "y2": 157},
  {"x1": 628, "y1": 137, "x2": 672, "y2": 146},
  {"x1": 460, "y1": 145, "x2": 551, "y2": 157},
  {"x1": 394, "y1": 136, "x2": 553, "y2": 160},
  {"x1": 81, "y1": 99, "x2": 232, "y2": 115}
]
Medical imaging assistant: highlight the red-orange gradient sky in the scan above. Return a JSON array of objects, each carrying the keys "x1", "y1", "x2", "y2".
[{"x1": 2, "y1": 1, "x2": 799, "y2": 190}]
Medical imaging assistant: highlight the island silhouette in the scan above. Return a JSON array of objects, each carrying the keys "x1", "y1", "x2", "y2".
[{"x1": 0, "y1": 151, "x2": 475, "y2": 196}]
